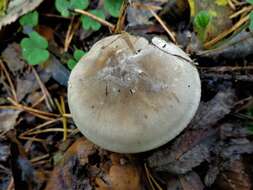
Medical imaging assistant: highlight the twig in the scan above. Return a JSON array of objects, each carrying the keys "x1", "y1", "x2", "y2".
[
  {"x1": 199, "y1": 66, "x2": 253, "y2": 72},
  {"x1": 27, "y1": 128, "x2": 74, "y2": 135},
  {"x1": 0, "y1": 104, "x2": 55, "y2": 120},
  {"x1": 204, "y1": 14, "x2": 249, "y2": 48},
  {"x1": 20, "y1": 118, "x2": 62, "y2": 136},
  {"x1": 0, "y1": 60, "x2": 17, "y2": 101},
  {"x1": 30, "y1": 154, "x2": 50, "y2": 163},
  {"x1": 144, "y1": 163, "x2": 162, "y2": 190},
  {"x1": 31, "y1": 94, "x2": 46, "y2": 108},
  {"x1": 65, "y1": 19, "x2": 80, "y2": 52},
  {"x1": 63, "y1": 113, "x2": 72, "y2": 118},
  {"x1": 6, "y1": 177, "x2": 14, "y2": 190},
  {"x1": 229, "y1": 6, "x2": 253, "y2": 19},
  {"x1": 42, "y1": 13, "x2": 71, "y2": 19},
  {"x1": 228, "y1": 0, "x2": 236, "y2": 10},
  {"x1": 148, "y1": 8, "x2": 176, "y2": 43},
  {"x1": 55, "y1": 97, "x2": 68, "y2": 141},
  {"x1": 31, "y1": 66, "x2": 55, "y2": 111},
  {"x1": 19, "y1": 136, "x2": 47, "y2": 142},
  {"x1": 115, "y1": 0, "x2": 128, "y2": 33},
  {"x1": 64, "y1": 16, "x2": 75, "y2": 52},
  {"x1": 7, "y1": 97, "x2": 59, "y2": 118},
  {"x1": 74, "y1": 9, "x2": 115, "y2": 30}
]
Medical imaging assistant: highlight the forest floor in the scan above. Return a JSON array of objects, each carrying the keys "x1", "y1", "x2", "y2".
[{"x1": 0, "y1": 0, "x2": 253, "y2": 190}]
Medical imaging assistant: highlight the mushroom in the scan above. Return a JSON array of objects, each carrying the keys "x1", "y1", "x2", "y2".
[{"x1": 68, "y1": 34, "x2": 201, "y2": 153}]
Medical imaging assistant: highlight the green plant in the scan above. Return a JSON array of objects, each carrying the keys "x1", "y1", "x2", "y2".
[
  {"x1": 104, "y1": 0, "x2": 123, "y2": 17},
  {"x1": 194, "y1": 10, "x2": 211, "y2": 42},
  {"x1": 20, "y1": 31, "x2": 50, "y2": 65},
  {"x1": 19, "y1": 11, "x2": 39, "y2": 27},
  {"x1": 247, "y1": 0, "x2": 253, "y2": 31},
  {"x1": 247, "y1": 0, "x2": 253, "y2": 4},
  {"x1": 67, "y1": 49, "x2": 86, "y2": 69},
  {"x1": 19, "y1": 11, "x2": 50, "y2": 65},
  {"x1": 55, "y1": 0, "x2": 89, "y2": 17},
  {"x1": 81, "y1": 9, "x2": 105, "y2": 31}
]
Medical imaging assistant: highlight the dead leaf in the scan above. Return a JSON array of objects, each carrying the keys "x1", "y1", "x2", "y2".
[
  {"x1": 151, "y1": 134, "x2": 216, "y2": 174},
  {"x1": 189, "y1": 88, "x2": 236, "y2": 129},
  {"x1": 0, "y1": 109, "x2": 20, "y2": 133},
  {"x1": 1, "y1": 43, "x2": 25, "y2": 74},
  {"x1": 147, "y1": 128, "x2": 217, "y2": 171},
  {"x1": 16, "y1": 70, "x2": 50, "y2": 101},
  {"x1": 0, "y1": 0, "x2": 43, "y2": 29},
  {"x1": 0, "y1": 142, "x2": 10, "y2": 162},
  {"x1": 45, "y1": 138, "x2": 96, "y2": 190},
  {"x1": 215, "y1": 159, "x2": 252, "y2": 190},
  {"x1": 197, "y1": 30, "x2": 253, "y2": 59},
  {"x1": 109, "y1": 165, "x2": 141, "y2": 190},
  {"x1": 179, "y1": 171, "x2": 204, "y2": 190}
]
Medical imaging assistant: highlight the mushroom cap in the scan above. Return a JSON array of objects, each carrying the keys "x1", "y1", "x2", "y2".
[{"x1": 68, "y1": 34, "x2": 201, "y2": 153}]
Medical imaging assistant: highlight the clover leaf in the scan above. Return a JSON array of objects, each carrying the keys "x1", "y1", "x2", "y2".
[
  {"x1": 104, "y1": 0, "x2": 123, "y2": 17},
  {"x1": 194, "y1": 10, "x2": 211, "y2": 29},
  {"x1": 81, "y1": 9, "x2": 105, "y2": 31},
  {"x1": 67, "y1": 49, "x2": 86, "y2": 69},
  {"x1": 55, "y1": 0, "x2": 89, "y2": 17},
  {"x1": 194, "y1": 10, "x2": 212, "y2": 42},
  {"x1": 19, "y1": 11, "x2": 39, "y2": 27},
  {"x1": 20, "y1": 31, "x2": 49, "y2": 65},
  {"x1": 247, "y1": 0, "x2": 253, "y2": 4},
  {"x1": 249, "y1": 11, "x2": 253, "y2": 32}
]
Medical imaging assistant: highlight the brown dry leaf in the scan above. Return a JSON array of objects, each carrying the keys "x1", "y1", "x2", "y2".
[
  {"x1": 1, "y1": 43, "x2": 26, "y2": 74},
  {"x1": 45, "y1": 138, "x2": 96, "y2": 190},
  {"x1": 189, "y1": 88, "x2": 236, "y2": 129},
  {"x1": 109, "y1": 165, "x2": 141, "y2": 190},
  {"x1": 96, "y1": 154, "x2": 142, "y2": 190},
  {"x1": 0, "y1": 0, "x2": 43, "y2": 29},
  {"x1": 166, "y1": 172, "x2": 204, "y2": 190},
  {"x1": 179, "y1": 172, "x2": 204, "y2": 190},
  {"x1": 7, "y1": 130, "x2": 46, "y2": 190},
  {"x1": 37, "y1": 25, "x2": 55, "y2": 42},
  {"x1": 0, "y1": 109, "x2": 20, "y2": 133},
  {"x1": 215, "y1": 159, "x2": 252, "y2": 190},
  {"x1": 147, "y1": 128, "x2": 217, "y2": 173},
  {"x1": 16, "y1": 70, "x2": 51, "y2": 101}
]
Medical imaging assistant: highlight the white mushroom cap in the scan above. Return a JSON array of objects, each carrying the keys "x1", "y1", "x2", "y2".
[{"x1": 68, "y1": 34, "x2": 201, "y2": 153}]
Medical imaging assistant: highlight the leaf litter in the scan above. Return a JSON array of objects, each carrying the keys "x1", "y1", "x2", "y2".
[{"x1": 0, "y1": 0, "x2": 253, "y2": 189}]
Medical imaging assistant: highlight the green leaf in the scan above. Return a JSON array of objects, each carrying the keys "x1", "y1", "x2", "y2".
[
  {"x1": 55, "y1": 0, "x2": 71, "y2": 17},
  {"x1": 247, "y1": 0, "x2": 253, "y2": 5},
  {"x1": 74, "y1": 49, "x2": 86, "y2": 60},
  {"x1": 0, "y1": 0, "x2": 8, "y2": 16},
  {"x1": 81, "y1": 9, "x2": 105, "y2": 31},
  {"x1": 19, "y1": 11, "x2": 39, "y2": 27},
  {"x1": 67, "y1": 59, "x2": 77, "y2": 69},
  {"x1": 71, "y1": 0, "x2": 89, "y2": 10},
  {"x1": 249, "y1": 11, "x2": 253, "y2": 32},
  {"x1": 194, "y1": 10, "x2": 211, "y2": 29},
  {"x1": 55, "y1": 0, "x2": 89, "y2": 17},
  {"x1": 104, "y1": 0, "x2": 123, "y2": 17},
  {"x1": 28, "y1": 31, "x2": 48, "y2": 49},
  {"x1": 215, "y1": 0, "x2": 228, "y2": 6},
  {"x1": 20, "y1": 31, "x2": 49, "y2": 65}
]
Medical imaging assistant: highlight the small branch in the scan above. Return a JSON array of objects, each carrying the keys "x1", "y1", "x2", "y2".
[
  {"x1": 31, "y1": 66, "x2": 55, "y2": 111},
  {"x1": 0, "y1": 60, "x2": 17, "y2": 102},
  {"x1": 134, "y1": 4, "x2": 177, "y2": 44},
  {"x1": 204, "y1": 14, "x2": 249, "y2": 48},
  {"x1": 7, "y1": 97, "x2": 59, "y2": 118},
  {"x1": 74, "y1": 9, "x2": 115, "y2": 30}
]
